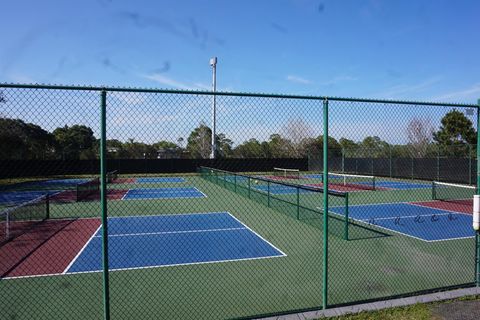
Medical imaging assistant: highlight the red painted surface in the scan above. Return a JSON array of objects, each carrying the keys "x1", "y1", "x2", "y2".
[
  {"x1": 411, "y1": 200, "x2": 472, "y2": 214},
  {"x1": 114, "y1": 178, "x2": 136, "y2": 184},
  {"x1": 307, "y1": 183, "x2": 389, "y2": 192},
  {"x1": 50, "y1": 190, "x2": 77, "y2": 203},
  {"x1": 82, "y1": 189, "x2": 128, "y2": 201},
  {"x1": 1, "y1": 218, "x2": 101, "y2": 278}
]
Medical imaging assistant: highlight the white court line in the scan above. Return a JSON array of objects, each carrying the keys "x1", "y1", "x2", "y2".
[
  {"x1": 6, "y1": 211, "x2": 286, "y2": 280},
  {"x1": 6, "y1": 254, "x2": 285, "y2": 280},
  {"x1": 95, "y1": 227, "x2": 246, "y2": 238},
  {"x1": 322, "y1": 205, "x2": 475, "y2": 242},
  {"x1": 225, "y1": 212, "x2": 287, "y2": 257},
  {"x1": 62, "y1": 224, "x2": 103, "y2": 274},
  {"x1": 408, "y1": 202, "x2": 473, "y2": 216}
]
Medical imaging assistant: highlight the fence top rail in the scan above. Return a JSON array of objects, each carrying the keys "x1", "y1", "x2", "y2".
[
  {"x1": 199, "y1": 166, "x2": 347, "y2": 198},
  {"x1": 0, "y1": 83, "x2": 477, "y2": 108}
]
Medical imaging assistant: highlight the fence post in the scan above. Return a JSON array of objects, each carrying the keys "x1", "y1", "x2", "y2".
[
  {"x1": 476, "y1": 101, "x2": 480, "y2": 287},
  {"x1": 437, "y1": 145, "x2": 440, "y2": 181},
  {"x1": 389, "y1": 145, "x2": 392, "y2": 178},
  {"x1": 322, "y1": 98, "x2": 329, "y2": 309},
  {"x1": 469, "y1": 144, "x2": 472, "y2": 185},
  {"x1": 100, "y1": 90, "x2": 110, "y2": 320}
]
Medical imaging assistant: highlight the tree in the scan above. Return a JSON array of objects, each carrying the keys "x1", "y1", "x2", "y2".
[
  {"x1": 268, "y1": 134, "x2": 295, "y2": 158},
  {"x1": 282, "y1": 118, "x2": 314, "y2": 157},
  {"x1": 359, "y1": 136, "x2": 390, "y2": 157},
  {"x1": 233, "y1": 138, "x2": 267, "y2": 158},
  {"x1": 433, "y1": 109, "x2": 476, "y2": 156},
  {"x1": 186, "y1": 122, "x2": 212, "y2": 159},
  {"x1": 215, "y1": 133, "x2": 233, "y2": 158},
  {"x1": 406, "y1": 118, "x2": 433, "y2": 158},
  {"x1": 53, "y1": 125, "x2": 96, "y2": 159},
  {"x1": 0, "y1": 118, "x2": 54, "y2": 160}
]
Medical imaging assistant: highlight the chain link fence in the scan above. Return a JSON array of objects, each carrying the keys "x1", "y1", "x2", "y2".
[{"x1": 0, "y1": 83, "x2": 479, "y2": 319}]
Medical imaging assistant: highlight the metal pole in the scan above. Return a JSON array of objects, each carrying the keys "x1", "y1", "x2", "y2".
[
  {"x1": 100, "y1": 90, "x2": 110, "y2": 320},
  {"x1": 476, "y1": 100, "x2": 480, "y2": 287},
  {"x1": 437, "y1": 145, "x2": 440, "y2": 181},
  {"x1": 210, "y1": 57, "x2": 217, "y2": 159},
  {"x1": 322, "y1": 98, "x2": 329, "y2": 309}
]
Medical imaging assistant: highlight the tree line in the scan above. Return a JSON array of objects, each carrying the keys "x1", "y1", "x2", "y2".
[{"x1": 0, "y1": 110, "x2": 476, "y2": 160}]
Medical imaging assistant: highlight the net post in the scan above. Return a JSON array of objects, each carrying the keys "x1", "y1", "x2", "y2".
[
  {"x1": 100, "y1": 89, "x2": 111, "y2": 320},
  {"x1": 322, "y1": 97, "x2": 329, "y2": 310},
  {"x1": 432, "y1": 181, "x2": 436, "y2": 200},
  {"x1": 344, "y1": 192, "x2": 349, "y2": 241},
  {"x1": 248, "y1": 177, "x2": 251, "y2": 198}
]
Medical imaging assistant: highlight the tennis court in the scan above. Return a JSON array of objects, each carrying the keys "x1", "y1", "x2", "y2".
[
  {"x1": 0, "y1": 84, "x2": 478, "y2": 320},
  {"x1": 3, "y1": 212, "x2": 285, "y2": 278},
  {"x1": 121, "y1": 187, "x2": 206, "y2": 200},
  {"x1": 329, "y1": 202, "x2": 474, "y2": 241}
]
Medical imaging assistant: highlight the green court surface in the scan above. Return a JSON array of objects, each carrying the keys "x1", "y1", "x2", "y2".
[{"x1": 0, "y1": 173, "x2": 475, "y2": 320}]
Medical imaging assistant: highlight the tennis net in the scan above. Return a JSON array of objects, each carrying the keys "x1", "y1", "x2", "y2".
[
  {"x1": 432, "y1": 181, "x2": 475, "y2": 202},
  {"x1": 273, "y1": 167, "x2": 300, "y2": 179},
  {"x1": 76, "y1": 178, "x2": 100, "y2": 201},
  {"x1": 323, "y1": 172, "x2": 375, "y2": 191},
  {"x1": 198, "y1": 166, "x2": 351, "y2": 240},
  {"x1": 0, "y1": 194, "x2": 49, "y2": 245},
  {"x1": 107, "y1": 170, "x2": 118, "y2": 183}
]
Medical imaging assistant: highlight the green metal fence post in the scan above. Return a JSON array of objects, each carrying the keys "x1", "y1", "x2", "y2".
[
  {"x1": 344, "y1": 192, "x2": 349, "y2": 241},
  {"x1": 322, "y1": 98, "x2": 329, "y2": 309},
  {"x1": 389, "y1": 145, "x2": 392, "y2": 178},
  {"x1": 100, "y1": 90, "x2": 110, "y2": 320},
  {"x1": 267, "y1": 181, "x2": 270, "y2": 207},
  {"x1": 469, "y1": 144, "x2": 472, "y2": 185},
  {"x1": 437, "y1": 145, "x2": 440, "y2": 181},
  {"x1": 476, "y1": 100, "x2": 480, "y2": 287},
  {"x1": 296, "y1": 187, "x2": 300, "y2": 220}
]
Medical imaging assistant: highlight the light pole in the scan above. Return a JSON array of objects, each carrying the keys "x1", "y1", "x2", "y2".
[{"x1": 210, "y1": 57, "x2": 217, "y2": 159}]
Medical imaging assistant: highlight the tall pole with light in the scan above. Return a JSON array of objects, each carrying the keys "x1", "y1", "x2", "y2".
[{"x1": 210, "y1": 57, "x2": 217, "y2": 159}]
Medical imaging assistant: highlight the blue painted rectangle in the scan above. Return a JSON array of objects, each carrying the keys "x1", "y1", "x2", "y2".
[
  {"x1": 0, "y1": 190, "x2": 61, "y2": 206},
  {"x1": 367, "y1": 181, "x2": 431, "y2": 190},
  {"x1": 67, "y1": 212, "x2": 285, "y2": 273},
  {"x1": 330, "y1": 203, "x2": 474, "y2": 241},
  {"x1": 136, "y1": 177, "x2": 185, "y2": 183},
  {"x1": 123, "y1": 187, "x2": 205, "y2": 200}
]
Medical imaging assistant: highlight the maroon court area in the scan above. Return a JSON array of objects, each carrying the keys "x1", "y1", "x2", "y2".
[{"x1": 0, "y1": 218, "x2": 100, "y2": 278}]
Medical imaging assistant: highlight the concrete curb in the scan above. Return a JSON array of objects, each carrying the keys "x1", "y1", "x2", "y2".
[{"x1": 257, "y1": 287, "x2": 480, "y2": 320}]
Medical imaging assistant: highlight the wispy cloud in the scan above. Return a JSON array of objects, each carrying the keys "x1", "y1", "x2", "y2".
[
  {"x1": 286, "y1": 75, "x2": 311, "y2": 84},
  {"x1": 371, "y1": 76, "x2": 443, "y2": 99},
  {"x1": 431, "y1": 83, "x2": 480, "y2": 103},
  {"x1": 8, "y1": 73, "x2": 36, "y2": 84},
  {"x1": 142, "y1": 73, "x2": 195, "y2": 90},
  {"x1": 319, "y1": 75, "x2": 358, "y2": 86}
]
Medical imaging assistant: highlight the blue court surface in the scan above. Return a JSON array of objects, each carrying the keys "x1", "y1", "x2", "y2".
[
  {"x1": 368, "y1": 181, "x2": 431, "y2": 190},
  {"x1": 122, "y1": 187, "x2": 206, "y2": 200},
  {"x1": 329, "y1": 203, "x2": 474, "y2": 241},
  {"x1": 136, "y1": 177, "x2": 185, "y2": 183},
  {"x1": 66, "y1": 212, "x2": 285, "y2": 273},
  {"x1": 0, "y1": 190, "x2": 61, "y2": 206}
]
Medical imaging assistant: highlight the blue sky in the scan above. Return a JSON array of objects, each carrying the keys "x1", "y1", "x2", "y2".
[
  {"x1": 1, "y1": 0, "x2": 479, "y2": 103},
  {"x1": 1, "y1": 0, "x2": 479, "y2": 145}
]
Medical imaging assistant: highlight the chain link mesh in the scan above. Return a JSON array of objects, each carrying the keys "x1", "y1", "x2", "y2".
[{"x1": 0, "y1": 84, "x2": 478, "y2": 319}]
